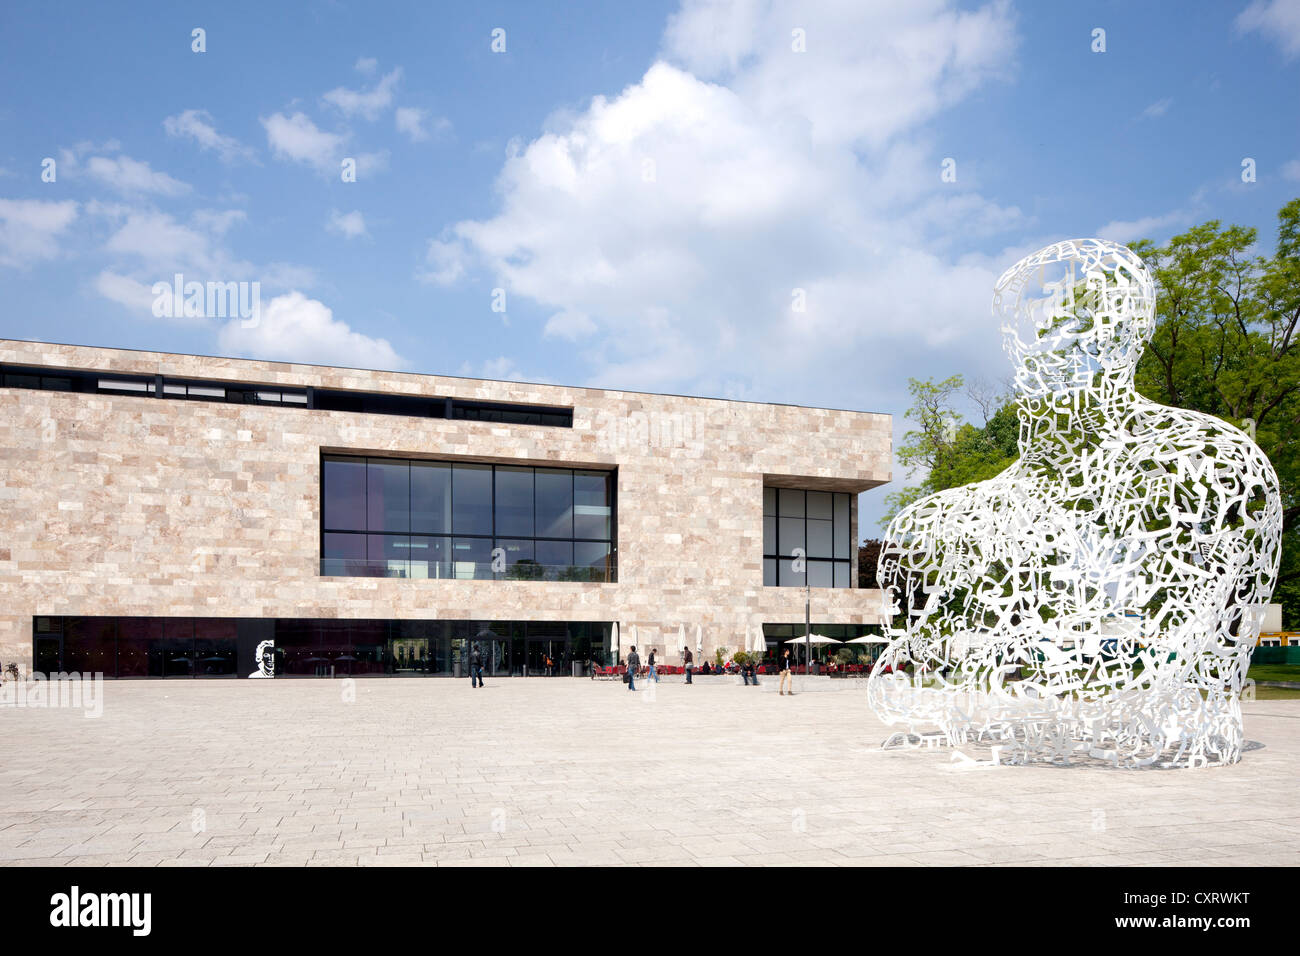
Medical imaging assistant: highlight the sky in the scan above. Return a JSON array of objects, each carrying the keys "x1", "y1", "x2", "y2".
[{"x1": 2, "y1": 0, "x2": 1299, "y2": 533}]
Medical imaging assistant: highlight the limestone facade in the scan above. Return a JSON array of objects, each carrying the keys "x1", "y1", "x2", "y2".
[{"x1": 0, "y1": 339, "x2": 892, "y2": 671}]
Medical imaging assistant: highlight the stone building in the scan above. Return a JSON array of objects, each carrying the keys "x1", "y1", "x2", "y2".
[{"x1": 0, "y1": 339, "x2": 890, "y2": 678}]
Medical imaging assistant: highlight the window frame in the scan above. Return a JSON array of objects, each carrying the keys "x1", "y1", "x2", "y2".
[
  {"x1": 763, "y1": 487, "x2": 852, "y2": 588},
  {"x1": 320, "y1": 453, "x2": 617, "y2": 582}
]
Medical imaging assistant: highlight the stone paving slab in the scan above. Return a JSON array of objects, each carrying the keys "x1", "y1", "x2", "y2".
[{"x1": 1, "y1": 679, "x2": 1297, "y2": 867}]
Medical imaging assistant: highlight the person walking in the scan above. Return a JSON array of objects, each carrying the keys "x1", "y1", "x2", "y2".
[
  {"x1": 684, "y1": 646, "x2": 694, "y2": 684},
  {"x1": 647, "y1": 648, "x2": 659, "y2": 683},
  {"x1": 626, "y1": 645, "x2": 640, "y2": 691},
  {"x1": 470, "y1": 644, "x2": 484, "y2": 688},
  {"x1": 779, "y1": 648, "x2": 793, "y2": 696}
]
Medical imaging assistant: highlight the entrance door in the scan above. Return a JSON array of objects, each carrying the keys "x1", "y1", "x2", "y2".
[
  {"x1": 525, "y1": 622, "x2": 570, "y2": 676},
  {"x1": 526, "y1": 639, "x2": 550, "y2": 676},
  {"x1": 34, "y1": 636, "x2": 61, "y2": 676},
  {"x1": 471, "y1": 624, "x2": 511, "y2": 677}
]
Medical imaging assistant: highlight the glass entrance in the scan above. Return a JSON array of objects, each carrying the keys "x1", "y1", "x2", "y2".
[
  {"x1": 468, "y1": 622, "x2": 512, "y2": 677},
  {"x1": 34, "y1": 636, "x2": 60, "y2": 676},
  {"x1": 525, "y1": 622, "x2": 570, "y2": 676}
]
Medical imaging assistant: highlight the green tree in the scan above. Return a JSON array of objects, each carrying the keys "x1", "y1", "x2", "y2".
[
  {"x1": 1131, "y1": 199, "x2": 1300, "y2": 625},
  {"x1": 880, "y1": 375, "x2": 1018, "y2": 529}
]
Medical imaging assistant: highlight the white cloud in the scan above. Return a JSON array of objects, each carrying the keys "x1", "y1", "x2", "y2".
[
  {"x1": 103, "y1": 209, "x2": 229, "y2": 274},
  {"x1": 1282, "y1": 158, "x2": 1300, "y2": 181},
  {"x1": 261, "y1": 112, "x2": 347, "y2": 173},
  {"x1": 0, "y1": 198, "x2": 78, "y2": 268},
  {"x1": 426, "y1": 0, "x2": 1023, "y2": 395},
  {"x1": 260, "y1": 111, "x2": 387, "y2": 179},
  {"x1": 354, "y1": 56, "x2": 378, "y2": 74},
  {"x1": 163, "y1": 109, "x2": 258, "y2": 164},
  {"x1": 85, "y1": 155, "x2": 190, "y2": 196},
  {"x1": 1237, "y1": 0, "x2": 1300, "y2": 59},
  {"x1": 328, "y1": 209, "x2": 369, "y2": 239},
  {"x1": 191, "y1": 209, "x2": 247, "y2": 236},
  {"x1": 1095, "y1": 209, "x2": 1191, "y2": 244},
  {"x1": 543, "y1": 310, "x2": 597, "y2": 340},
  {"x1": 218, "y1": 291, "x2": 402, "y2": 369},
  {"x1": 395, "y1": 106, "x2": 450, "y2": 142},
  {"x1": 662, "y1": 0, "x2": 1017, "y2": 149},
  {"x1": 417, "y1": 238, "x2": 467, "y2": 285},
  {"x1": 395, "y1": 107, "x2": 427, "y2": 141},
  {"x1": 457, "y1": 356, "x2": 541, "y2": 383},
  {"x1": 1140, "y1": 97, "x2": 1173, "y2": 119},
  {"x1": 353, "y1": 150, "x2": 390, "y2": 178},
  {"x1": 94, "y1": 270, "x2": 160, "y2": 314},
  {"x1": 91, "y1": 206, "x2": 316, "y2": 321},
  {"x1": 322, "y1": 67, "x2": 402, "y2": 120}
]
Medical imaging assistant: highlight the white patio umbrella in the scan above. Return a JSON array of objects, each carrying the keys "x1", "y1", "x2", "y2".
[
  {"x1": 610, "y1": 622, "x2": 620, "y2": 661},
  {"x1": 629, "y1": 623, "x2": 639, "y2": 659},
  {"x1": 846, "y1": 633, "x2": 889, "y2": 664},
  {"x1": 785, "y1": 633, "x2": 842, "y2": 645},
  {"x1": 677, "y1": 623, "x2": 687, "y2": 659},
  {"x1": 785, "y1": 633, "x2": 841, "y2": 666},
  {"x1": 695, "y1": 623, "x2": 703, "y2": 655}
]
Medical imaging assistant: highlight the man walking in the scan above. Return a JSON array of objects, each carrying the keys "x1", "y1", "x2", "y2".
[
  {"x1": 626, "y1": 645, "x2": 640, "y2": 691},
  {"x1": 470, "y1": 644, "x2": 484, "y2": 688},
  {"x1": 647, "y1": 648, "x2": 659, "y2": 683},
  {"x1": 779, "y1": 648, "x2": 793, "y2": 696},
  {"x1": 684, "y1": 646, "x2": 693, "y2": 684}
]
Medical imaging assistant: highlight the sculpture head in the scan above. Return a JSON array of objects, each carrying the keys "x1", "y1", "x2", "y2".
[{"x1": 994, "y1": 239, "x2": 1156, "y2": 398}]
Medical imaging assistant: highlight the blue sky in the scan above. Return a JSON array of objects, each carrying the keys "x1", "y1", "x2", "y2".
[{"x1": 2, "y1": 0, "x2": 1298, "y2": 531}]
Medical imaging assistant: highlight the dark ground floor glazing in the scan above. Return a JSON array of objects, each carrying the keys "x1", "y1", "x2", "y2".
[
  {"x1": 32, "y1": 616, "x2": 614, "y2": 678},
  {"x1": 30, "y1": 617, "x2": 882, "y2": 679}
]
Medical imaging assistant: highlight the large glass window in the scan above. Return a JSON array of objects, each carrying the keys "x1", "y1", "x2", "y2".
[
  {"x1": 322, "y1": 457, "x2": 366, "y2": 531},
  {"x1": 411, "y1": 460, "x2": 451, "y2": 533},
  {"x1": 763, "y1": 487, "x2": 853, "y2": 587},
  {"x1": 367, "y1": 459, "x2": 409, "y2": 533},
  {"x1": 322, "y1": 455, "x2": 616, "y2": 581},
  {"x1": 536, "y1": 468, "x2": 573, "y2": 538},
  {"x1": 574, "y1": 471, "x2": 612, "y2": 539},
  {"x1": 452, "y1": 464, "x2": 493, "y2": 535},
  {"x1": 495, "y1": 467, "x2": 534, "y2": 536}
]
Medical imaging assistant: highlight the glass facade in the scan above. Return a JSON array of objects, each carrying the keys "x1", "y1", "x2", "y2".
[
  {"x1": 762, "y1": 488, "x2": 853, "y2": 587},
  {"x1": 33, "y1": 616, "x2": 615, "y2": 678},
  {"x1": 321, "y1": 455, "x2": 616, "y2": 581},
  {"x1": 758, "y1": 623, "x2": 880, "y2": 666}
]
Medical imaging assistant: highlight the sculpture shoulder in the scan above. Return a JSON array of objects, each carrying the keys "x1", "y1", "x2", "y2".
[
  {"x1": 886, "y1": 466, "x2": 1024, "y2": 535},
  {"x1": 1120, "y1": 400, "x2": 1279, "y2": 492}
]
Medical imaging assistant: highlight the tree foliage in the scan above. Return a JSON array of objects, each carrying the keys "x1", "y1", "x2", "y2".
[
  {"x1": 1131, "y1": 198, "x2": 1300, "y2": 623},
  {"x1": 880, "y1": 375, "x2": 1018, "y2": 529}
]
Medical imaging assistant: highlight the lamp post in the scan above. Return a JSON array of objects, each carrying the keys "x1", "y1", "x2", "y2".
[{"x1": 804, "y1": 576, "x2": 811, "y2": 687}]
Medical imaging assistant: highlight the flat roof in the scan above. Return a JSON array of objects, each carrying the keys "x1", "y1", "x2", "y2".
[{"x1": 0, "y1": 337, "x2": 890, "y2": 419}]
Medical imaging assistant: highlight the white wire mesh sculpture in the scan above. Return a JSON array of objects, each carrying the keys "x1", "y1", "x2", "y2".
[{"x1": 868, "y1": 238, "x2": 1282, "y2": 768}]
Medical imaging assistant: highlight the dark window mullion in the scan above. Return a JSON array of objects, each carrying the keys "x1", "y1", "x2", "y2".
[{"x1": 769, "y1": 489, "x2": 780, "y2": 587}]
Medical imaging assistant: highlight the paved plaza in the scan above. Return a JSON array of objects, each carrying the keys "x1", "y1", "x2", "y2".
[{"x1": 2, "y1": 677, "x2": 1298, "y2": 867}]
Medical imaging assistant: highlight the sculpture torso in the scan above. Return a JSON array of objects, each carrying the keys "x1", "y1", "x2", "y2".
[{"x1": 870, "y1": 238, "x2": 1282, "y2": 765}]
